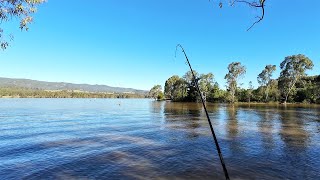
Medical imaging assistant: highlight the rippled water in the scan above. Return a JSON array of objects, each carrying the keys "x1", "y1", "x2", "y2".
[{"x1": 0, "y1": 99, "x2": 319, "y2": 179}]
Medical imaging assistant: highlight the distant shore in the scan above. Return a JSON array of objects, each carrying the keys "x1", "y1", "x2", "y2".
[
  {"x1": 0, "y1": 87, "x2": 147, "y2": 99},
  {"x1": 0, "y1": 96, "x2": 148, "y2": 99}
]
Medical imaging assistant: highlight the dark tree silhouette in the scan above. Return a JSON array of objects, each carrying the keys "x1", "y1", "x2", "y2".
[{"x1": 211, "y1": 0, "x2": 266, "y2": 30}]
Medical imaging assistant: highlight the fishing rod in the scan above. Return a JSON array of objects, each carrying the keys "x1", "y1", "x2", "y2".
[{"x1": 175, "y1": 44, "x2": 230, "y2": 180}]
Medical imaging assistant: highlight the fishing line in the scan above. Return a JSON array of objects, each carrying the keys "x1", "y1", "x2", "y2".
[{"x1": 175, "y1": 44, "x2": 230, "y2": 180}]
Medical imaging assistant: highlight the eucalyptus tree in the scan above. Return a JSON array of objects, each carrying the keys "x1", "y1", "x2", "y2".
[
  {"x1": 183, "y1": 71, "x2": 200, "y2": 102},
  {"x1": 199, "y1": 73, "x2": 214, "y2": 101},
  {"x1": 257, "y1": 65, "x2": 276, "y2": 102},
  {"x1": 149, "y1": 85, "x2": 163, "y2": 100},
  {"x1": 225, "y1": 62, "x2": 246, "y2": 103},
  {"x1": 0, "y1": 0, "x2": 46, "y2": 49},
  {"x1": 209, "y1": 82, "x2": 228, "y2": 102},
  {"x1": 171, "y1": 78, "x2": 188, "y2": 101},
  {"x1": 183, "y1": 70, "x2": 199, "y2": 85},
  {"x1": 278, "y1": 54, "x2": 314, "y2": 103},
  {"x1": 164, "y1": 75, "x2": 189, "y2": 101},
  {"x1": 268, "y1": 79, "x2": 280, "y2": 102},
  {"x1": 247, "y1": 81, "x2": 254, "y2": 103},
  {"x1": 164, "y1": 75, "x2": 180, "y2": 100}
]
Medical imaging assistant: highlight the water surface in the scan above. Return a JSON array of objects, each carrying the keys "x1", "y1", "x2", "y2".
[{"x1": 0, "y1": 99, "x2": 319, "y2": 179}]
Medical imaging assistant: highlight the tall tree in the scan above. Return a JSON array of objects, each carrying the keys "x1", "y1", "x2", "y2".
[
  {"x1": 164, "y1": 75, "x2": 180, "y2": 100},
  {"x1": 164, "y1": 74, "x2": 189, "y2": 101},
  {"x1": 208, "y1": 82, "x2": 225, "y2": 102},
  {"x1": 183, "y1": 71, "x2": 199, "y2": 85},
  {"x1": 149, "y1": 85, "x2": 163, "y2": 100},
  {"x1": 225, "y1": 62, "x2": 246, "y2": 103},
  {"x1": 278, "y1": 54, "x2": 314, "y2": 103},
  {"x1": 257, "y1": 65, "x2": 276, "y2": 102},
  {"x1": 0, "y1": 0, "x2": 46, "y2": 49},
  {"x1": 172, "y1": 78, "x2": 188, "y2": 101},
  {"x1": 268, "y1": 79, "x2": 280, "y2": 102},
  {"x1": 199, "y1": 73, "x2": 214, "y2": 101},
  {"x1": 247, "y1": 81, "x2": 254, "y2": 103},
  {"x1": 183, "y1": 71, "x2": 200, "y2": 102}
]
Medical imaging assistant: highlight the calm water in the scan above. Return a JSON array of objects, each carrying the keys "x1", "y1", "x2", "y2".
[{"x1": 0, "y1": 99, "x2": 319, "y2": 180}]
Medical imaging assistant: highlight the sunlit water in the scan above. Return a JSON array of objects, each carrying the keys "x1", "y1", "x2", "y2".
[{"x1": 0, "y1": 99, "x2": 319, "y2": 179}]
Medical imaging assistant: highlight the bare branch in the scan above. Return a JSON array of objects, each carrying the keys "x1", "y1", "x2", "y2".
[
  {"x1": 212, "y1": 0, "x2": 267, "y2": 31},
  {"x1": 235, "y1": 0, "x2": 266, "y2": 31},
  {"x1": 234, "y1": 0, "x2": 263, "y2": 7}
]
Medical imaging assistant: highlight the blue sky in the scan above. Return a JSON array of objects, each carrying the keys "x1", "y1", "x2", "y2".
[{"x1": 0, "y1": 0, "x2": 319, "y2": 90}]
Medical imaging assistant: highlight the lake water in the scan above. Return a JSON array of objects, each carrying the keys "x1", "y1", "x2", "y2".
[{"x1": 0, "y1": 99, "x2": 319, "y2": 179}]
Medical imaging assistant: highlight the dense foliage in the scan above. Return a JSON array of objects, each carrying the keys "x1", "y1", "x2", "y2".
[
  {"x1": 0, "y1": 0, "x2": 46, "y2": 49},
  {"x1": 148, "y1": 85, "x2": 164, "y2": 100},
  {"x1": 225, "y1": 62, "x2": 246, "y2": 103},
  {"x1": 152, "y1": 54, "x2": 319, "y2": 104}
]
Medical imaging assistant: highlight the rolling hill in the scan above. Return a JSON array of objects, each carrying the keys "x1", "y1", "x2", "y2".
[{"x1": 0, "y1": 77, "x2": 147, "y2": 94}]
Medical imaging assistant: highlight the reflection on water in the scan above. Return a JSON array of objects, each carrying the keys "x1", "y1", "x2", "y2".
[
  {"x1": 0, "y1": 99, "x2": 319, "y2": 179},
  {"x1": 279, "y1": 109, "x2": 309, "y2": 147}
]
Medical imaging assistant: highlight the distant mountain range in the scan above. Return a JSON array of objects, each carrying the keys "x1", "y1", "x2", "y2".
[{"x1": 0, "y1": 77, "x2": 147, "y2": 94}]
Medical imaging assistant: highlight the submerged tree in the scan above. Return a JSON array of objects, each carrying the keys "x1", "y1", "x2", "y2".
[
  {"x1": 225, "y1": 62, "x2": 246, "y2": 103},
  {"x1": 199, "y1": 73, "x2": 215, "y2": 101},
  {"x1": 164, "y1": 71, "x2": 215, "y2": 102},
  {"x1": 183, "y1": 71, "x2": 200, "y2": 102},
  {"x1": 257, "y1": 65, "x2": 276, "y2": 102},
  {"x1": 164, "y1": 75, "x2": 188, "y2": 101},
  {"x1": 0, "y1": 0, "x2": 46, "y2": 49},
  {"x1": 278, "y1": 54, "x2": 314, "y2": 103},
  {"x1": 208, "y1": 82, "x2": 227, "y2": 102},
  {"x1": 164, "y1": 75, "x2": 181, "y2": 100},
  {"x1": 247, "y1": 81, "x2": 254, "y2": 103},
  {"x1": 149, "y1": 85, "x2": 163, "y2": 100},
  {"x1": 171, "y1": 78, "x2": 188, "y2": 101}
]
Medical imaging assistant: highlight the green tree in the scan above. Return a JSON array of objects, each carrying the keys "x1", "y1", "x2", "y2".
[
  {"x1": 295, "y1": 75, "x2": 320, "y2": 103},
  {"x1": 149, "y1": 85, "x2": 163, "y2": 100},
  {"x1": 278, "y1": 54, "x2": 314, "y2": 103},
  {"x1": 247, "y1": 81, "x2": 254, "y2": 103},
  {"x1": 183, "y1": 71, "x2": 200, "y2": 102},
  {"x1": 172, "y1": 78, "x2": 188, "y2": 101},
  {"x1": 257, "y1": 65, "x2": 276, "y2": 102},
  {"x1": 0, "y1": 0, "x2": 46, "y2": 49},
  {"x1": 268, "y1": 79, "x2": 280, "y2": 102},
  {"x1": 237, "y1": 88, "x2": 248, "y2": 102},
  {"x1": 199, "y1": 73, "x2": 214, "y2": 101},
  {"x1": 164, "y1": 75, "x2": 188, "y2": 101},
  {"x1": 225, "y1": 62, "x2": 246, "y2": 103},
  {"x1": 209, "y1": 82, "x2": 228, "y2": 103},
  {"x1": 164, "y1": 75, "x2": 180, "y2": 99},
  {"x1": 157, "y1": 91, "x2": 164, "y2": 101}
]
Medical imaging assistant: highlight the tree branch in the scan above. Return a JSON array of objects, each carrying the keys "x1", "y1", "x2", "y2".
[
  {"x1": 235, "y1": 0, "x2": 266, "y2": 31},
  {"x1": 214, "y1": 0, "x2": 266, "y2": 31}
]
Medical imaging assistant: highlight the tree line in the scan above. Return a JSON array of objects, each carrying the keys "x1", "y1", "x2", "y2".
[
  {"x1": 149, "y1": 54, "x2": 320, "y2": 104},
  {"x1": 0, "y1": 87, "x2": 147, "y2": 99}
]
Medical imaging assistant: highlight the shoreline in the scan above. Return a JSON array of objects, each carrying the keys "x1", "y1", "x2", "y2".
[{"x1": 1, "y1": 98, "x2": 319, "y2": 106}]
